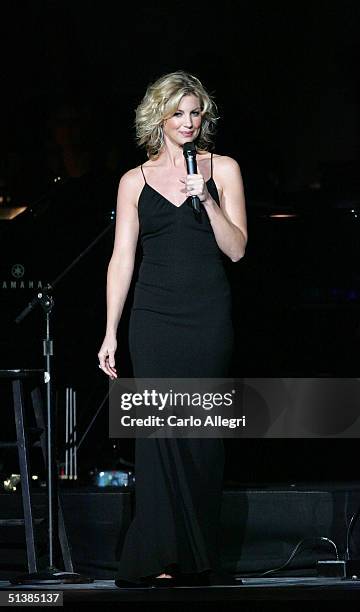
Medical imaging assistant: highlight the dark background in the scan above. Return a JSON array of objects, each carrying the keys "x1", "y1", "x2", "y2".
[{"x1": 0, "y1": 0, "x2": 360, "y2": 485}]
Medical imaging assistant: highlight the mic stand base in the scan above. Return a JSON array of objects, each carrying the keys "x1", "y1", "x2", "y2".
[{"x1": 9, "y1": 567, "x2": 94, "y2": 585}]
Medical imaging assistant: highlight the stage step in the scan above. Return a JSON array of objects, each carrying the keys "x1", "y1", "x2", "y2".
[{"x1": 0, "y1": 482, "x2": 359, "y2": 579}]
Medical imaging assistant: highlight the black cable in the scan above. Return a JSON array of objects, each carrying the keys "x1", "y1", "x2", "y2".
[
  {"x1": 346, "y1": 506, "x2": 360, "y2": 561},
  {"x1": 257, "y1": 536, "x2": 339, "y2": 577}
]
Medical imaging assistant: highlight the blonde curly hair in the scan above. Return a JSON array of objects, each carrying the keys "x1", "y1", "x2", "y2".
[{"x1": 135, "y1": 71, "x2": 219, "y2": 159}]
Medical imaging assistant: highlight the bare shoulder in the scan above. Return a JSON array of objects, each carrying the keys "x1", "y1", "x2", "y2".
[
  {"x1": 119, "y1": 166, "x2": 144, "y2": 189},
  {"x1": 211, "y1": 155, "x2": 243, "y2": 190},
  {"x1": 212, "y1": 154, "x2": 241, "y2": 173},
  {"x1": 114, "y1": 166, "x2": 145, "y2": 212}
]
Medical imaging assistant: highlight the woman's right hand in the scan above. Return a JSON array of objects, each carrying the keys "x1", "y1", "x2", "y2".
[{"x1": 98, "y1": 334, "x2": 118, "y2": 379}]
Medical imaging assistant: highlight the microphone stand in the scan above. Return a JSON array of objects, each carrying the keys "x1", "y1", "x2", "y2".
[{"x1": 12, "y1": 216, "x2": 114, "y2": 585}]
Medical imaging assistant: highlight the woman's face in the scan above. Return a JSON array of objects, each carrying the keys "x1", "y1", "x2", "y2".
[{"x1": 163, "y1": 94, "x2": 202, "y2": 148}]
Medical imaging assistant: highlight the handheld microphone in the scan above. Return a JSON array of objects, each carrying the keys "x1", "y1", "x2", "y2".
[{"x1": 183, "y1": 142, "x2": 201, "y2": 213}]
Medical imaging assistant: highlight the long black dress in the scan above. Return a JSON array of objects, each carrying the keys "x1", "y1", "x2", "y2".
[{"x1": 116, "y1": 153, "x2": 234, "y2": 582}]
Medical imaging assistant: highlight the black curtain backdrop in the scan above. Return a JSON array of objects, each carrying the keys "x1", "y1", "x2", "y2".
[{"x1": 0, "y1": 0, "x2": 359, "y2": 484}]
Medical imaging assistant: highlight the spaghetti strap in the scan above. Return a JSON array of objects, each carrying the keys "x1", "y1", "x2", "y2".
[
  {"x1": 140, "y1": 165, "x2": 147, "y2": 184},
  {"x1": 210, "y1": 153, "x2": 213, "y2": 178}
]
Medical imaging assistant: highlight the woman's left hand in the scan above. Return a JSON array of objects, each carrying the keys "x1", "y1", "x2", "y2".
[{"x1": 180, "y1": 174, "x2": 209, "y2": 202}]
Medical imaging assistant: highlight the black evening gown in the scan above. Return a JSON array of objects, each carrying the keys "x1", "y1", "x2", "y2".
[{"x1": 116, "y1": 154, "x2": 234, "y2": 582}]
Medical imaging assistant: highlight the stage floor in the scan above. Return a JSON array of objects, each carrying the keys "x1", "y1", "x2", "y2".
[{"x1": 1, "y1": 576, "x2": 360, "y2": 604}]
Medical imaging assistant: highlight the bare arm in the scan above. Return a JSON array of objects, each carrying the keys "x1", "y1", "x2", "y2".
[
  {"x1": 98, "y1": 169, "x2": 140, "y2": 378},
  {"x1": 183, "y1": 156, "x2": 248, "y2": 262}
]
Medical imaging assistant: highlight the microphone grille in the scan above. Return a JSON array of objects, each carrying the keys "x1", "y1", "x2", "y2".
[{"x1": 183, "y1": 142, "x2": 196, "y2": 156}]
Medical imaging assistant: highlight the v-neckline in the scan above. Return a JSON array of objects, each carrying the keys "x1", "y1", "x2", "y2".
[{"x1": 144, "y1": 178, "x2": 213, "y2": 209}]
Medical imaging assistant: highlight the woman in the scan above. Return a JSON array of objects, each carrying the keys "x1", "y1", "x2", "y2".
[{"x1": 98, "y1": 71, "x2": 247, "y2": 587}]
